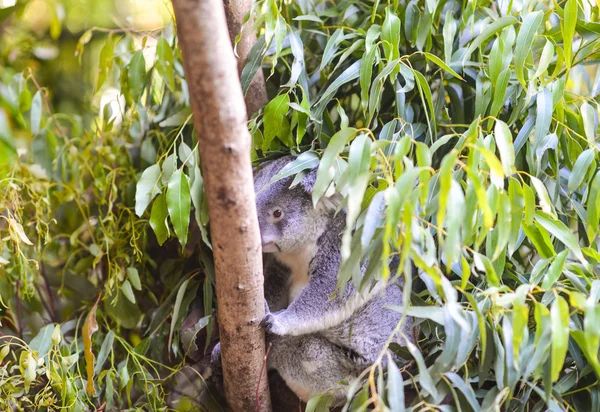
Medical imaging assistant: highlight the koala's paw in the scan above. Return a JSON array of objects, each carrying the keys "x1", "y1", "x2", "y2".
[
  {"x1": 261, "y1": 312, "x2": 286, "y2": 335},
  {"x1": 211, "y1": 342, "x2": 221, "y2": 364}
]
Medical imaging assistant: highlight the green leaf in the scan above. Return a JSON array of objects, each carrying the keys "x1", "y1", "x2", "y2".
[
  {"x1": 128, "y1": 51, "x2": 146, "y2": 100},
  {"x1": 443, "y1": 11, "x2": 457, "y2": 64},
  {"x1": 533, "y1": 40, "x2": 554, "y2": 79},
  {"x1": 406, "y1": 337, "x2": 438, "y2": 398},
  {"x1": 514, "y1": 11, "x2": 543, "y2": 87},
  {"x1": 295, "y1": 89, "x2": 310, "y2": 145},
  {"x1": 523, "y1": 223, "x2": 555, "y2": 259},
  {"x1": 494, "y1": 120, "x2": 515, "y2": 176},
  {"x1": 30, "y1": 90, "x2": 42, "y2": 135},
  {"x1": 508, "y1": 179, "x2": 524, "y2": 254},
  {"x1": 159, "y1": 107, "x2": 192, "y2": 128},
  {"x1": 489, "y1": 37, "x2": 504, "y2": 85},
  {"x1": 413, "y1": 69, "x2": 436, "y2": 141},
  {"x1": 492, "y1": 191, "x2": 511, "y2": 260},
  {"x1": 169, "y1": 278, "x2": 190, "y2": 355},
  {"x1": 305, "y1": 393, "x2": 334, "y2": 412},
  {"x1": 477, "y1": 145, "x2": 505, "y2": 184},
  {"x1": 474, "y1": 253, "x2": 500, "y2": 287},
  {"x1": 568, "y1": 149, "x2": 594, "y2": 192},
  {"x1": 274, "y1": 15, "x2": 287, "y2": 63},
  {"x1": 463, "y1": 16, "x2": 518, "y2": 63},
  {"x1": 587, "y1": 171, "x2": 600, "y2": 242},
  {"x1": 29, "y1": 324, "x2": 55, "y2": 359},
  {"x1": 415, "y1": 10, "x2": 432, "y2": 51},
  {"x1": 135, "y1": 164, "x2": 162, "y2": 217},
  {"x1": 121, "y1": 279, "x2": 136, "y2": 304},
  {"x1": 314, "y1": 60, "x2": 361, "y2": 119},
  {"x1": 444, "y1": 180, "x2": 465, "y2": 267},
  {"x1": 550, "y1": 296, "x2": 569, "y2": 382},
  {"x1": 94, "y1": 331, "x2": 115, "y2": 374},
  {"x1": 127, "y1": 267, "x2": 142, "y2": 291},
  {"x1": 178, "y1": 142, "x2": 195, "y2": 170},
  {"x1": 167, "y1": 169, "x2": 191, "y2": 247},
  {"x1": 387, "y1": 357, "x2": 404, "y2": 410},
  {"x1": 422, "y1": 52, "x2": 464, "y2": 81},
  {"x1": 535, "y1": 88, "x2": 553, "y2": 144},
  {"x1": 535, "y1": 212, "x2": 585, "y2": 264},
  {"x1": 150, "y1": 193, "x2": 169, "y2": 245},
  {"x1": 382, "y1": 7, "x2": 401, "y2": 74},
  {"x1": 562, "y1": 0, "x2": 577, "y2": 68},
  {"x1": 312, "y1": 128, "x2": 358, "y2": 204},
  {"x1": 530, "y1": 176, "x2": 554, "y2": 217},
  {"x1": 489, "y1": 67, "x2": 510, "y2": 120},
  {"x1": 293, "y1": 15, "x2": 323, "y2": 23},
  {"x1": 319, "y1": 29, "x2": 345, "y2": 71},
  {"x1": 96, "y1": 37, "x2": 114, "y2": 91},
  {"x1": 342, "y1": 134, "x2": 371, "y2": 260},
  {"x1": 581, "y1": 102, "x2": 597, "y2": 143},
  {"x1": 360, "y1": 47, "x2": 377, "y2": 114},
  {"x1": 263, "y1": 94, "x2": 290, "y2": 151},
  {"x1": 436, "y1": 151, "x2": 457, "y2": 227},
  {"x1": 284, "y1": 29, "x2": 305, "y2": 88},
  {"x1": 270, "y1": 151, "x2": 319, "y2": 186},
  {"x1": 541, "y1": 250, "x2": 568, "y2": 289},
  {"x1": 445, "y1": 372, "x2": 479, "y2": 411},
  {"x1": 241, "y1": 36, "x2": 266, "y2": 95},
  {"x1": 156, "y1": 37, "x2": 175, "y2": 91}
]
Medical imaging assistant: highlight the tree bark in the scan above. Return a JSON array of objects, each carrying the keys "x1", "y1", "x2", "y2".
[
  {"x1": 171, "y1": 1, "x2": 271, "y2": 411},
  {"x1": 223, "y1": 0, "x2": 268, "y2": 115}
]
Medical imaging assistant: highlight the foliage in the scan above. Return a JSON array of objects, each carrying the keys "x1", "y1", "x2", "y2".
[
  {"x1": 0, "y1": 1, "x2": 209, "y2": 410},
  {"x1": 1, "y1": 0, "x2": 600, "y2": 410},
  {"x1": 243, "y1": 0, "x2": 600, "y2": 410}
]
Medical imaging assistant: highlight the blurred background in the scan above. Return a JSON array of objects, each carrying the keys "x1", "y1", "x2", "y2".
[{"x1": 1, "y1": 0, "x2": 171, "y2": 115}]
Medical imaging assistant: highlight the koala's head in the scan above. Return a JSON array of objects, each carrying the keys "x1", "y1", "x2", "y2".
[{"x1": 253, "y1": 156, "x2": 337, "y2": 254}]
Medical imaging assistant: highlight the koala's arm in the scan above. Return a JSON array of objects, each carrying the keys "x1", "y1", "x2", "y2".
[
  {"x1": 263, "y1": 255, "x2": 290, "y2": 312},
  {"x1": 264, "y1": 265, "x2": 371, "y2": 336}
]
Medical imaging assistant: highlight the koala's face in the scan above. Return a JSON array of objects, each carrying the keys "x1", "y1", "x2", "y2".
[
  {"x1": 253, "y1": 157, "x2": 324, "y2": 253},
  {"x1": 255, "y1": 184, "x2": 316, "y2": 253}
]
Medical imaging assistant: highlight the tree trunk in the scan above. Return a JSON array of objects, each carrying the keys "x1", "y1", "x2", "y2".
[
  {"x1": 171, "y1": 1, "x2": 271, "y2": 411},
  {"x1": 223, "y1": 0, "x2": 268, "y2": 115}
]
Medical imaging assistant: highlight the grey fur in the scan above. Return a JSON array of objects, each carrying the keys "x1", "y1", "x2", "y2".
[{"x1": 213, "y1": 156, "x2": 414, "y2": 404}]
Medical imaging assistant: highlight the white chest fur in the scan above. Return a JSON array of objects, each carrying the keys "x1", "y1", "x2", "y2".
[{"x1": 274, "y1": 243, "x2": 316, "y2": 305}]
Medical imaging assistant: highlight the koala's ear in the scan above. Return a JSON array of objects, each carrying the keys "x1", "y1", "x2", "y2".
[{"x1": 298, "y1": 168, "x2": 318, "y2": 194}]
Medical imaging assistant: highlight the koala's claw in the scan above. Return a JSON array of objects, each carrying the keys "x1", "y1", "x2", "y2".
[
  {"x1": 211, "y1": 342, "x2": 221, "y2": 363},
  {"x1": 261, "y1": 312, "x2": 275, "y2": 333},
  {"x1": 262, "y1": 312, "x2": 286, "y2": 335}
]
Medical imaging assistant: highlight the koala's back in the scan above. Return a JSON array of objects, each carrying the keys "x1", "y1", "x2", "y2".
[{"x1": 306, "y1": 211, "x2": 413, "y2": 361}]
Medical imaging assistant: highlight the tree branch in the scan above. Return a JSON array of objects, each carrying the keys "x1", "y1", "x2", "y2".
[
  {"x1": 170, "y1": 0, "x2": 271, "y2": 410},
  {"x1": 223, "y1": 0, "x2": 268, "y2": 115}
]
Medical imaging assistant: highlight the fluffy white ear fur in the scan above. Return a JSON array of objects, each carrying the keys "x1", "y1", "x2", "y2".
[
  {"x1": 315, "y1": 192, "x2": 343, "y2": 215},
  {"x1": 298, "y1": 167, "x2": 344, "y2": 215}
]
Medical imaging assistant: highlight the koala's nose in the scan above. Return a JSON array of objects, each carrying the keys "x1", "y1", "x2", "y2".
[{"x1": 260, "y1": 228, "x2": 279, "y2": 253}]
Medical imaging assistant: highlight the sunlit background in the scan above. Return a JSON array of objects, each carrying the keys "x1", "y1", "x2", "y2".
[{"x1": 1, "y1": 0, "x2": 172, "y2": 117}]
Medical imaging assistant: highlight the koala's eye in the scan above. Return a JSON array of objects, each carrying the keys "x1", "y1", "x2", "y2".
[{"x1": 272, "y1": 209, "x2": 283, "y2": 219}]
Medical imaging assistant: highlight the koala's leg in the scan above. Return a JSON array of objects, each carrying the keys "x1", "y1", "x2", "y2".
[{"x1": 267, "y1": 334, "x2": 363, "y2": 404}]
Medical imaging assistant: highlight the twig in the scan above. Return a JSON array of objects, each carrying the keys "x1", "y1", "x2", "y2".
[
  {"x1": 15, "y1": 280, "x2": 23, "y2": 339},
  {"x1": 40, "y1": 263, "x2": 56, "y2": 321},
  {"x1": 34, "y1": 283, "x2": 55, "y2": 323},
  {"x1": 29, "y1": 71, "x2": 68, "y2": 141},
  {"x1": 256, "y1": 342, "x2": 272, "y2": 412}
]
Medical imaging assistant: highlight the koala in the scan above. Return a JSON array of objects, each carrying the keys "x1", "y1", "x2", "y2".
[{"x1": 251, "y1": 156, "x2": 415, "y2": 403}]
